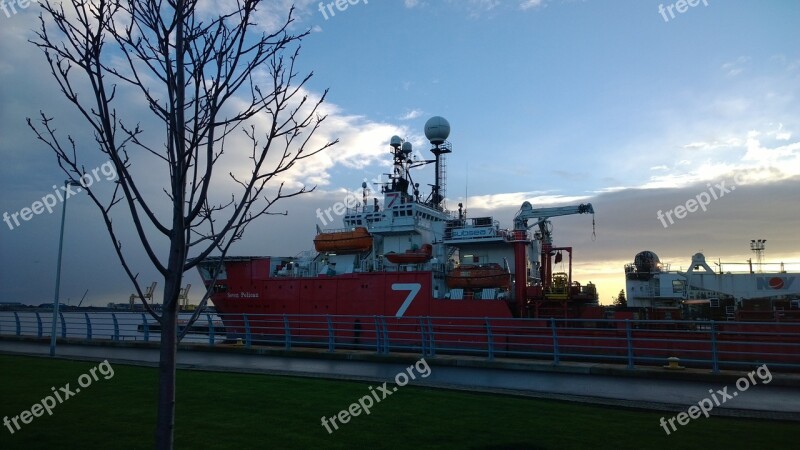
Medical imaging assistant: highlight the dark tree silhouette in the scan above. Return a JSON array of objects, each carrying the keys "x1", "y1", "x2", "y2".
[
  {"x1": 614, "y1": 289, "x2": 627, "y2": 308},
  {"x1": 27, "y1": 1, "x2": 335, "y2": 448}
]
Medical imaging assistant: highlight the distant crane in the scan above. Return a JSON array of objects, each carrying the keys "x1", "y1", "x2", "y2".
[
  {"x1": 77, "y1": 289, "x2": 88, "y2": 308},
  {"x1": 178, "y1": 284, "x2": 192, "y2": 310},
  {"x1": 129, "y1": 282, "x2": 157, "y2": 310}
]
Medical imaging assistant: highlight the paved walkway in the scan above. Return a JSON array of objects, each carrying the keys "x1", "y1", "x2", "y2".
[{"x1": 2, "y1": 339, "x2": 799, "y2": 420}]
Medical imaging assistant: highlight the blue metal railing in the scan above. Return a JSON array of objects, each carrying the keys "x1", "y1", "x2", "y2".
[{"x1": 1, "y1": 311, "x2": 799, "y2": 372}]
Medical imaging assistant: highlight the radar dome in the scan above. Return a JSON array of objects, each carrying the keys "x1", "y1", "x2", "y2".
[
  {"x1": 401, "y1": 141, "x2": 413, "y2": 154},
  {"x1": 424, "y1": 116, "x2": 450, "y2": 145},
  {"x1": 390, "y1": 135, "x2": 402, "y2": 148},
  {"x1": 634, "y1": 251, "x2": 661, "y2": 273}
]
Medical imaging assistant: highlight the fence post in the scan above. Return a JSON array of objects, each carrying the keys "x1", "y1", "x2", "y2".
[
  {"x1": 485, "y1": 318, "x2": 495, "y2": 361},
  {"x1": 207, "y1": 314, "x2": 215, "y2": 346},
  {"x1": 58, "y1": 312, "x2": 66, "y2": 338},
  {"x1": 381, "y1": 316, "x2": 390, "y2": 354},
  {"x1": 626, "y1": 319, "x2": 634, "y2": 369},
  {"x1": 419, "y1": 317, "x2": 427, "y2": 356},
  {"x1": 141, "y1": 313, "x2": 149, "y2": 342},
  {"x1": 84, "y1": 313, "x2": 92, "y2": 340},
  {"x1": 373, "y1": 316, "x2": 381, "y2": 354},
  {"x1": 243, "y1": 314, "x2": 251, "y2": 348},
  {"x1": 551, "y1": 318, "x2": 560, "y2": 366},
  {"x1": 283, "y1": 314, "x2": 291, "y2": 350},
  {"x1": 36, "y1": 312, "x2": 43, "y2": 338},
  {"x1": 427, "y1": 317, "x2": 436, "y2": 357},
  {"x1": 112, "y1": 313, "x2": 119, "y2": 341},
  {"x1": 710, "y1": 321, "x2": 719, "y2": 373},
  {"x1": 14, "y1": 312, "x2": 20, "y2": 336},
  {"x1": 326, "y1": 315, "x2": 335, "y2": 353}
]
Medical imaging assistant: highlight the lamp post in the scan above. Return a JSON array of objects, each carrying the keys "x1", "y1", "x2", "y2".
[{"x1": 50, "y1": 179, "x2": 82, "y2": 357}]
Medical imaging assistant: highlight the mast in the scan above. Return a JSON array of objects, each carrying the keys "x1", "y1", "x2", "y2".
[{"x1": 424, "y1": 116, "x2": 452, "y2": 210}]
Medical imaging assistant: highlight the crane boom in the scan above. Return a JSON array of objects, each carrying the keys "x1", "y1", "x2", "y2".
[{"x1": 514, "y1": 201, "x2": 594, "y2": 230}]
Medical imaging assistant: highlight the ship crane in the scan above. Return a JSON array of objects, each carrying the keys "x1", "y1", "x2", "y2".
[
  {"x1": 513, "y1": 201, "x2": 595, "y2": 232},
  {"x1": 511, "y1": 201, "x2": 595, "y2": 314}
]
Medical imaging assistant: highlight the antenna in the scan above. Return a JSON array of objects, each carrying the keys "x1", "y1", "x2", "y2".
[
  {"x1": 464, "y1": 162, "x2": 469, "y2": 219},
  {"x1": 424, "y1": 116, "x2": 452, "y2": 209}
]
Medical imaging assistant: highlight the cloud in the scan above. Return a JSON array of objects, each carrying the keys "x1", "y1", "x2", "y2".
[
  {"x1": 721, "y1": 56, "x2": 751, "y2": 77},
  {"x1": 399, "y1": 109, "x2": 424, "y2": 120},
  {"x1": 445, "y1": 0, "x2": 501, "y2": 18},
  {"x1": 463, "y1": 192, "x2": 592, "y2": 210},
  {"x1": 520, "y1": 0, "x2": 544, "y2": 10}
]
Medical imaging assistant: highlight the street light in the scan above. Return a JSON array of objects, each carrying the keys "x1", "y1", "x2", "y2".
[{"x1": 50, "y1": 179, "x2": 82, "y2": 357}]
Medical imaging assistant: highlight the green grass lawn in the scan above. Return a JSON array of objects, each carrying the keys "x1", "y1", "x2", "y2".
[{"x1": 0, "y1": 354, "x2": 796, "y2": 449}]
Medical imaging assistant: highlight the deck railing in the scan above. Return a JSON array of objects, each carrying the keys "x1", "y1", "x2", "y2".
[{"x1": 1, "y1": 311, "x2": 799, "y2": 372}]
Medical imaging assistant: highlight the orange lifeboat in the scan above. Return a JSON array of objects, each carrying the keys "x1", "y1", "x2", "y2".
[
  {"x1": 385, "y1": 244, "x2": 433, "y2": 264},
  {"x1": 313, "y1": 227, "x2": 373, "y2": 253},
  {"x1": 446, "y1": 263, "x2": 511, "y2": 289}
]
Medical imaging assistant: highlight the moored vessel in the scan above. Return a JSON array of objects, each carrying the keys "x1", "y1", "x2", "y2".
[{"x1": 198, "y1": 116, "x2": 600, "y2": 322}]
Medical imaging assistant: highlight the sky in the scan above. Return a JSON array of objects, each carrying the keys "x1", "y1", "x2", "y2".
[{"x1": 0, "y1": 0, "x2": 798, "y2": 307}]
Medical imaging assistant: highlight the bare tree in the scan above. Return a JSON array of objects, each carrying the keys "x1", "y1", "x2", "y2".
[{"x1": 27, "y1": 1, "x2": 335, "y2": 448}]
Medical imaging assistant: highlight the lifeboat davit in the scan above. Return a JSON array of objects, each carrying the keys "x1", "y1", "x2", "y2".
[
  {"x1": 313, "y1": 227, "x2": 373, "y2": 253},
  {"x1": 385, "y1": 244, "x2": 433, "y2": 264},
  {"x1": 446, "y1": 263, "x2": 511, "y2": 289}
]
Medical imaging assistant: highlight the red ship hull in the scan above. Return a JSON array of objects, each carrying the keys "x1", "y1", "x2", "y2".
[{"x1": 212, "y1": 270, "x2": 514, "y2": 318}]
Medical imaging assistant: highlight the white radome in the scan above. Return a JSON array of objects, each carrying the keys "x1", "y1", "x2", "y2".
[{"x1": 424, "y1": 116, "x2": 450, "y2": 145}]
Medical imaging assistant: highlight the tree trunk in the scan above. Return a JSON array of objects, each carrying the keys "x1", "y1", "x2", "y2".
[{"x1": 155, "y1": 281, "x2": 180, "y2": 449}]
